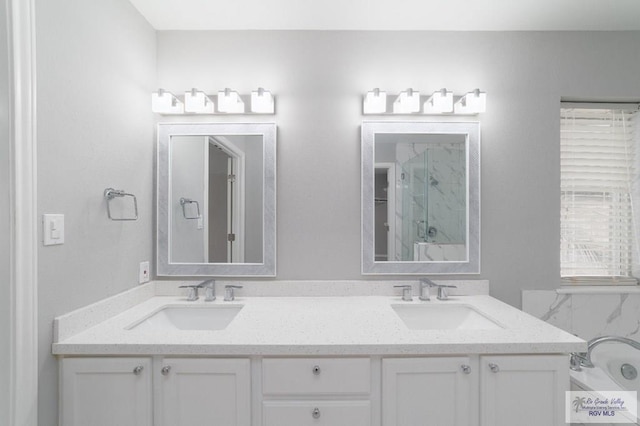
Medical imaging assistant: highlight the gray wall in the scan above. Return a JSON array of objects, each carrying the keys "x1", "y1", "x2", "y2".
[
  {"x1": 35, "y1": 0, "x2": 156, "y2": 423},
  {"x1": 157, "y1": 31, "x2": 640, "y2": 307},
  {"x1": 0, "y1": 0, "x2": 9, "y2": 423}
]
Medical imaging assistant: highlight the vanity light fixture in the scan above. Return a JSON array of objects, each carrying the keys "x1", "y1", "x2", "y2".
[
  {"x1": 184, "y1": 88, "x2": 214, "y2": 114},
  {"x1": 362, "y1": 88, "x2": 487, "y2": 115},
  {"x1": 454, "y1": 89, "x2": 487, "y2": 114},
  {"x1": 251, "y1": 87, "x2": 275, "y2": 113},
  {"x1": 218, "y1": 88, "x2": 245, "y2": 113},
  {"x1": 151, "y1": 89, "x2": 184, "y2": 114},
  {"x1": 152, "y1": 88, "x2": 275, "y2": 115},
  {"x1": 424, "y1": 88, "x2": 454, "y2": 114},
  {"x1": 363, "y1": 88, "x2": 387, "y2": 114},
  {"x1": 393, "y1": 88, "x2": 420, "y2": 114}
]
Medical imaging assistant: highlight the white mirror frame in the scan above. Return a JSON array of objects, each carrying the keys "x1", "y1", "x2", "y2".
[
  {"x1": 361, "y1": 121, "x2": 480, "y2": 274},
  {"x1": 157, "y1": 122, "x2": 276, "y2": 276}
]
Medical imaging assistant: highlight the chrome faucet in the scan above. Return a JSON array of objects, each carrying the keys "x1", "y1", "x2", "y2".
[
  {"x1": 200, "y1": 279, "x2": 216, "y2": 301},
  {"x1": 224, "y1": 285, "x2": 243, "y2": 301},
  {"x1": 419, "y1": 278, "x2": 457, "y2": 301},
  {"x1": 394, "y1": 285, "x2": 413, "y2": 301},
  {"x1": 419, "y1": 278, "x2": 435, "y2": 301},
  {"x1": 179, "y1": 279, "x2": 216, "y2": 302},
  {"x1": 572, "y1": 335, "x2": 640, "y2": 370}
]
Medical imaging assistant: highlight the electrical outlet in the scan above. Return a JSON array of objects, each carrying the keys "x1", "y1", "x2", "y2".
[{"x1": 139, "y1": 261, "x2": 150, "y2": 284}]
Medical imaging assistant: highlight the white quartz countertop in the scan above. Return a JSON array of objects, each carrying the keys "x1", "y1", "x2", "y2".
[{"x1": 53, "y1": 293, "x2": 585, "y2": 356}]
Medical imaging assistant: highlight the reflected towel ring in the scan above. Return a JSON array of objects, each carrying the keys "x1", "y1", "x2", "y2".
[{"x1": 180, "y1": 197, "x2": 201, "y2": 220}]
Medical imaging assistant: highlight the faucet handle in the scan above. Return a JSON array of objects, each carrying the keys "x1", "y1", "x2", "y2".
[
  {"x1": 437, "y1": 285, "x2": 457, "y2": 300},
  {"x1": 224, "y1": 285, "x2": 243, "y2": 301},
  {"x1": 394, "y1": 285, "x2": 413, "y2": 301},
  {"x1": 179, "y1": 285, "x2": 201, "y2": 301}
]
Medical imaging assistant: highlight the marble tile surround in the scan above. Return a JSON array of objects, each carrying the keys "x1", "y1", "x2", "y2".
[
  {"x1": 522, "y1": 287, "x2": 640, "y2": 341},
  {"x1": 414, "y1": 242, "x2": 466, "y2": 262}
]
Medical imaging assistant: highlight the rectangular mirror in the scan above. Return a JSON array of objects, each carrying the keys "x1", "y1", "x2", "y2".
[
  {"x1": 362, "y1": 122, "x2": 480, "y2": 274},
  {"x1": 157, "y1": 123, "x2": 276, "y2": 276}
]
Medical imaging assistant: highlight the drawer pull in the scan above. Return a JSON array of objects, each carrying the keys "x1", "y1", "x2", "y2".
[
  {"x1": 312, "y1": 365, "x2": 321, "y2": 375},
  {"x1": 312, "y1": 408, "x2": 321, "y2": 419},
  {"x1": 489, "y1": 363, "x2": 500, "y2": 373},
  {"x1": 461, "y1": 364, "x2": 471, "y2": 374},
  {"x1": 161, "y1": 366, "x2": 172, "y2": 376},
  {"x1": 133, "y1": 366, "x2": 144, "y2": 375}
]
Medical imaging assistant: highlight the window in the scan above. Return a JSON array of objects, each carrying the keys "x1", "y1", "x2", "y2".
[{"x1": 560, "y1": 105, "x2": 639, "y2": 283}]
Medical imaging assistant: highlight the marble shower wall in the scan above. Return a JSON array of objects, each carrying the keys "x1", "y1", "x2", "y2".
[
  {"x1": 522, "y1": 289, "x2": 640, "y2": 341},
  {"x1": 394, "y1": 140, "x2": 466, "y2": 260},
  {"x1": 426, "y1": 143, "x2": 466, "y2": 244}
]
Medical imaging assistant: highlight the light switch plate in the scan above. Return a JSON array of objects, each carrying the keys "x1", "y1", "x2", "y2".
[{"x1": 43, "y1": 214, "x2": 64, "y2": 246}]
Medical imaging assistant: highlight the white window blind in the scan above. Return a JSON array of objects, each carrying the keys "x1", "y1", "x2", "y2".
[{"x1": 560, "y1": 106, "x2": 639, "y2": 280}]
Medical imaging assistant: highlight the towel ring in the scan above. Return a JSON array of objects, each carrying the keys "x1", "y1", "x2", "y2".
[{"x1": 104, "y1": 188, "x2": 138, "y2": 221}]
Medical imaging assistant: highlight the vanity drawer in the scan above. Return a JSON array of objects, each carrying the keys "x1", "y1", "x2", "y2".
[
  {"x1": 262, "y1": 358, "x2": 371, "y2": 395},
  {"x1": 263, "y1": 401, "x2": 371, "y2": 426}
]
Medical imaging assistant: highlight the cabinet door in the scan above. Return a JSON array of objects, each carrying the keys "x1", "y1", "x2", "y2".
[
  {"x1": 383, "y1": 357, "x2": 478, "y2": 426},
  {"x1": 60, "y1": 357, "x2": 152, "y2": 426},
  {"x1": 480, "y1": 355, "x2": 568, "y2": 426},
  {"x1": 158, "y1": 358, "x2": 251, "y2": 426}
]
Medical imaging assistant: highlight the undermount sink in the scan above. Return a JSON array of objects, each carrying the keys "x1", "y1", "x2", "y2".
[
  {"x1": 391, "y1": 304, "x2": 503, "y2": 330},
  {"x1": 127, "y1": 305, "x2": 243, "y2": 331}
]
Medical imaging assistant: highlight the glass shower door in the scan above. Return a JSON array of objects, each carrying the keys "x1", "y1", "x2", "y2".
[{"x1": 400, "y1": 149, "x2": 429, "y2": 261}]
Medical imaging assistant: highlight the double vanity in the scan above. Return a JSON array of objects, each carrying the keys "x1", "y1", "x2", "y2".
[
  {"x1": 52, "y1": 121, "x2": 584, "y2": 425},
  {"x1": 53, "y1": 281, "x2": 585, "y2": 426}
]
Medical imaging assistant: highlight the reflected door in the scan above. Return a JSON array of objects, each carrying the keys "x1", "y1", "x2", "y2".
[
  {"x1": 171, "y1": 135, "x2": 252, "y2": 264},
  {"x1": 206, "y1": 141, "x2": 235, "y2": 262}
]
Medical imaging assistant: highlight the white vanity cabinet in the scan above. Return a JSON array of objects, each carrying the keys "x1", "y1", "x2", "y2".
[
  {"x1": 60, "y1": 357, "x2": 153, "y2": 426},
  {"x1": 480, "y1": 355, "x2": 568, "y2": 426},
  {"x1": 60, "y1": 357, "x2": 250, "y2": 426},
  {"x1": 157, "y1": 358, "x2": 251, "y2": 426},
  {"x1": 261, "y1": 358, "x2": 373, "y2": 426},
  {"x1": 382, "y1": 355, "x2": 568, "y2": 426},
  {"x1": 382, "y1": 357, "x2": 477, "y2": 426}
]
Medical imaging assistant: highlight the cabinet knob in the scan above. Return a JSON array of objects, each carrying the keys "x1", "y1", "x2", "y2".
[
  {"x1": 312, "y1": 365, "x2": 321, "y2": 375},
  {"x1": 312, "y1": 408, "x2": 321, "y2": 419},
  {"x1": 488, "y1": 363, "x2": 500, "y2": 373},
  {"x1": 161, "y1": 366, "x2": 172, "y2": 376},
  {"x1": 133, "y1": 366, "x2": 144, "y2": 375},
  {"x1": 461, "y1": 364, "x2": 471, "y2": 374}
]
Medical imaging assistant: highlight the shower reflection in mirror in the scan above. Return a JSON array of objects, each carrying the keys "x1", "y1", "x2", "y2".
[{"x1": 374, "y1": 133, "x2": 466, "y2": 262}]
